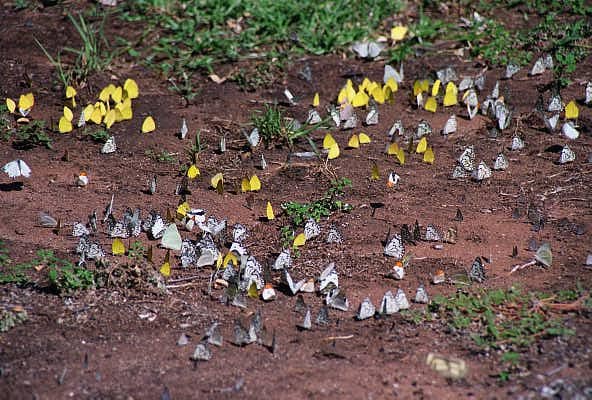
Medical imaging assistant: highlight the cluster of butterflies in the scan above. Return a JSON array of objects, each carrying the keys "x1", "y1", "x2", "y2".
[
  {"x1": 5, "y1": 92, "x2": 34, "y2": 121},
  {"x1": 350, "y1": 25, "x2": 408, "y2": 60},
  {"x1": 383, "y1": 220, "x2": 458, "y2": 262},
  {"x1": 452, "y1": 145, "x2": 495, "y2": 181},
  {"x1": 535, "y1": 93, "x2": 582, "y2": 140}
]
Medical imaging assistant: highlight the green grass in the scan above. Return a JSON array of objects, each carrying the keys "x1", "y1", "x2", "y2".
[
  {"x1": 282, "y1": 177, "x2": 352, "y2": 227},
  {"x1": 145, "y1": 149, "x2": 177, "y2": 163},
  {"x1": 12, "y1": 120, "x2": 53, "y2": 150},
  {"x1": 36, "y1": 12, "x2": 113, "y2": 87},
  {"x1": 119, "y1": 0, "x2": 402, "y2": 89},
  {"x1": 428, "y1": 286, "x2": 577, "y2": 350}
]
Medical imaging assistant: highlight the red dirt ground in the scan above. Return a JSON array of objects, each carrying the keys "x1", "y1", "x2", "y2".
[{"x1": 1, "y1": 3, "x2": 591, "y2": 400}]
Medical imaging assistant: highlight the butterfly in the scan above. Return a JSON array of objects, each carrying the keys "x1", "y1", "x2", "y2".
[
  {"x1": 387, "y1": 171, "x2": 400, "y2": 187},
  {"x1": 112, "y1": 238, "x2": 125, "y2": 256},
  {"x1": 204, "y1": 322, "x2": 224, "y2": 347},
  {"x1": 283, "y1": 88, "x2": 296, "y2": 105},
  {"x1": 442, "y1": 115, "x2": 457, "y2": 135},
  {"x1": 586, "y1": 81, "x2": 592, "y2": 105},
  {"x1": 458, "y1": 146, "x2": 475, "y2": 172},
  {"x1": 342, "y1": 112, "x2": 358, "y2": 130},
  {"x1": 142, "y1": 116, "x2": 155, "y2": 133},
  {"x1": 318, "y1": 262, "x2": 339, "y2": 294},
  {"x1": 424, "y1": 96, "x2": 437, "y2": 112},
  {"x1": 400, "y1": 224, "x2": 414, "y2": 245},
  {"x1": 463, "y1": 90, "x2": 479, "y2": 120},
  {"x1": 59, "y1": 106, "x2": 73, "y2": 133},
  {"x1": 160, "y1": 223, "x2": 182, "y2": 251},
  {"x1": 76, "y1": 235, "x2": 105, "y2": 262},
  {"x1": 474, "y1": 75, "x2": 485, "y2": 91},
  {"x1": 241, "y1": 175, "x2": 261, "y2": 192},
  {"x1": 259, "y1": 154, "x2": 267, "y2": 171},
  {"x1": 416, "y1": 137, "x2": 428, "y2": 153},
  {"x1": 433, "y1": 270, "x2": 446, "y2": 285},
  {"x1": 365, "y1": 107, "x2": 379, "y2": 125},
  {"x1": 424, "y1": 224, "x2": 441, "y2": 242},
  {"x1": 496, "y1": 103, "x2": 512, "y2": 130},
  {"x1": 3, "y1": 159, "x2": 31, "y2": 178},
  {"x1": 102, "y1": 194, "x2": 114, "y2": 223},
  {"x1": 347, "y1": 133, "x2": 371, "y2": 149},
  {"x1": 505, "y1": 63, "x2": 520, "y2": 79},
  {"x1": 325, "y1": 288, "x2": 349, "y2": 311},
  {"x1": 72, "y1": 222, "x2": 90, "y2": 237},
  {"x1": 326, "y1": 225, "x2": 343, "y2": 244},
  {"x1": 245, "y1": 128, "x2": 260, "y2": 148},
  {"x1": 232, "y1": 223, "x2": 248, "y2": 244},
  {"x1": 101, "y1": 135, "x2": 116, "y2": 154},
  {"x1": 511, "y1": 136, "x2": 525, "y2": 151},
  {"x1": 529, "y1": 57, "x2": 546, "y2": 76},
  {"x1": 451, "y1": 165, "x2": 468, "y2": 179},
  {"x1": 414, "y1": 285, "x2": 429, "y2": 304},
  {"x1": 383, "y1": 64, "x2": 404, "y2": 84},
  {"x1": 327, "y1": 105, "x2": 340, "y2": 127},
  {"x1": 387, "y1": 120, "x2": 404, "y2": 138},
  {"x1": 106, "y1": 216, "x2": 129, "y2": 239},
  {"x1": 548, "y1": 94, "x2": 562, "y2": 112},
  {"x1": 283, "y1": 268, "x2": 305, "y2": 295},
  {"x1": 413, "y1": 220, "x2": 421, "y2": 241},
  {"x1": 458, "y1": 77, "x2": 474, "y2": 91},
  {"x1": 472, "y1": 161, "x2": 492, "y2": 181},
  {"x1": 38, "y1": 212, "x2": 58, "y2": 228},
  {"x1": 379, "y1": 290, "x2": 399, "y2": 315},
  {"x1": 273, "y1": 248, "x2": 292, "y2": 270},
  {"x1": 210, "y1": 172, "x2": 224, "y2": 194},
  {"x1": 469, "y1": 257, "x2": 486, "y2": 282},
  {"x1": 565, "y1": 100, "x2": 578, "y2": 120},
  {"x1": 179, "y1": 118, "x2": 188, "y2": 139},
  {"x1": 146, "y1": 175, "x2": 157, "y2": 195},
  {"x1": 384, "y1": 234, "x2": 404, "y2": 260},
  {"x1": 493, "y1": 153, "x2": 509, "y2": 170},
  {"x1": 562, "y1": 122, "x2": 579, "y2": 140},
  {"x1": 356, "y1": 297, "x2": 376, "y2": 320},
  {"x1": 442, "y1": 227, "x2": 457, "y2": 244},
  {"x1": 544, "y1": 113, "x2": 559, "y2": 132},
  {"x1": 306, "y1": 109, "x2": 322, "y2": 125},
  {"x1": 241, "y1": 255, "x2": 264, "y2": 291},
  {"x1": 559, "y1": 145, "x2": 576, "y2": 164},
  {"x1": 352, "y1": 40, "x2": 385, "y2": 59},
  {"x1": 394, "y1": 288, "x2": 410, "y2": 310},
  {"x1": 437, "y1": 66, "x2": 457, "y2": 84},
  {"x1": 416, "y1": 120, "x2": 432, "y2": 139},
  {"x1": 150, "y1": 215, "x2": 167, "y2": 239},
  {"x1": 180, "y1": 239, "x2": 198, "y2": 268},
  {"x1": 297, "y1": 307, "x2": 312, "y2": 330}
]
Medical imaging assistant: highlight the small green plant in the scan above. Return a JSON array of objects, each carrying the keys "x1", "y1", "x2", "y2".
[
  {"x1": 13, "y1": 120, "x2": 53, "y2": 149},
  {"x1": 145, "y1": 149, "x2": 177, "y2": 163},
  {"x1": 36, "y1": 12, "x2": 112, "y2": 86},
  {"x1": 282, "y1": 177, "x2": 352, "y2": 226},
  {"x1": 188, "y1": 129, "x2": 204, "y2": 162},
  {"x1": 280, "y1": 226, "x2": 295, "y2": 249},
  {"x1": 498, "y1": 351, "x2": 521, "y2": 382},
  {"x1": 41, "y1": 249, "x2": 95, "y2": 294},
  {"x1": 87, "y1": 128, "x2": 110, "y2": 143},
  {"x1": 429, "y1": 287, "x2": 575, "y2": 351},
  {"x1": 127, "y1": 241, "x2": 146, "y2": 264},
  {"x1": 0, "y1": 104, "x2": 14, "y2": 141},
  {"x1": 13, "y1": 0, "x2": 30, "y2": 11}
]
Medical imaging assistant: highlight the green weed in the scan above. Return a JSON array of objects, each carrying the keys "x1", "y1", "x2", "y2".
[
  {"x1": 127, "y1": 241, "x2": 146, "y2": 265},
  {"x1": 282, "y1": 177, "x2": 352, "y2": 226},
  {"x1": 86, "y1": 128, "x2": 110, "y2": 143},
  {"x1": 0, "y1": 105, "x2": 14, "y2": 141},
  {"x1": 13, "y1": 120, "x2": 53, "y2": 150},
  {"x1": 145, "y1": 149, "x2": 177, "y2": 163}
]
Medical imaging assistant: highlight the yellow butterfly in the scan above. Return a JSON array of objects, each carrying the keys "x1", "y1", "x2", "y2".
[
  {"x1": 293, "y1": 232, "x2": 306, "y2": 247},
  {"x1": 352, "y1": 91, "x2": 369, "y2": 107},
  {"x1": 18, "y1": 93, "x2": 34, "y2": 116},
  {"x1": 89, "y1": 105, "x2": 102, "y2": 124},
  {"x1": 371, "y1": 163, "x2": 380, "y2": 180},
  {"x1": 312, "y1": 93, "x2": 320, "y2": 107},
  {"x1": 104, "y1": 109, "x2": 117, "y2": 129},
  {"x1": 443, "y1": 82, "x2": 458, "y2": 106},
  {"x1": 187, "y1": 164, "x2": 200, "y2": 179},
  {"x1": 565, "y1": 100, "x2": 579, "y2": 120},
  {"x1": 6, "y1": 98, "x2": 16, "y2": 114},
  {"x1": 66, "y1": 86, "x2": 77, "y2": 108},
  {"x1": 423, "y1": 147, "x2": 435, "y2": 164},
  {"x1": 59, "y1": 106, "x2": 74, "y2": 133},
  {"x1": 371, "y1": 86, "x2": 385, "y2": 104},
  {"x1": 111, "y1": 86, "x2": 123, "y2": 103},
  {"x1": 348, "y1": 132, "x2": 371, "y2": 148},
  {"x1": 241, "y1": 175, "x2": 261, "y2": 192},
  {"x1": 395, "y1": 147, "x2": 405, "y2": 165},
  {"x1": 112, "y1": 238, "x2": 125, "y2": 255},
  {"x1": 385, "y1": 77, "x2": 398, "y2": 92},
  {"x1": 424, "y1": 96, "x2": 437, "y2": 113},
  {"x1": 416, "y1": 137, "x2": 428, "y2": 153},
  {"x1": 124, "y1": 78, "x2": 139, "y2": 99},
  {"x1": 247, "y1": 281, "x2": 259, "y2": 299},
  {"x1": 387, "y1": 142, "x2": 400, "y2": 155},
  {"x1": 328, "y1": 142, "x2": 340, "y2": 159},
  {"x1": 159, "y1": 250, "x2": 171, "y2": 277},
  {"x1": 211, "y1": 172, "x2": 224, "y2": 194},
  {"x1": 176, "y1": 202, "x2": 190, "y2": 218},
  {"x1": 390, "y1": 25, "x2": 408, "y2": 41},
  {"x1": 323, "y1": 133, "x2": 337, "y2": 149},
  {"x1": 431, "y1": 80, "x2": 441, "y2": 97},
  {"x1": 99, "y1": 84, "x2": 115, "y2": 103},
  {"x1": 266, "y1": 201, "x2": 275, "y2": 220},
  {"x1": 142, "y1": 116, "x2": 156, "y2": 133}
]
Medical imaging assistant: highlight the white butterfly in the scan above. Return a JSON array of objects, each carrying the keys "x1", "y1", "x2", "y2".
[
  {"x1": 180, "y1": 239, "x2": 197, "y2": 268},
  {"x1": 472, "y1": 161, "x2": 492, "y2": 181},
  {"x1": 298, "y1": 308, "x2": 312, "y2": 330},
  {"x1": 493, "y1": 153, "x2": 509, "y2": 170},
  {"x1": 273, "y1": 248, "x2": 292, "y2": 271},
  {"x1": 379, "y1": 291, "x2": 399, "y2": 315},
  {"x1": 200, "y1": 216, "x2": 226, "y2": 238},
  {"x1": 425, "y1": 224, "x2": 441, "y2": 242},
  {"x1": 352, "y1": 40, "x2": 385, "y2": 59},
  {"x1": 585, "y1": 81, "x2": 592, "y2": 105},
  {"x1": 77, "y1": 112, "x2": 86, "y2": 128},
  {"x1": 246, "y1": 128, "x2": 260, "y2": 148},
  {"x1": 342, "y1": 112, "x2": 358, "y2": 130},
  {"x1": 318, "y1": 262, "x2": 339, "y2": 294},
  {"x1": 325, "y1": 288, "x2": 349, "y2": 311},
  {"x1": 442, "y1": 115, "x2": 457, "y2": 135},
  {"x1": 542, "y1": 54, "x2": 554, "y2": 69},
  {"x1": 232, "y1": 223, "x2": 248, "y2": 243},
  {"x1": 148, "y1": 175, "x2": 157, "y2": 195},
  {"x1": 529, "y1": 57, "x2": 546, "y2": 76},
  {"x1": 219, "y1": 136, "x2": 226, "y2": 153},
  {"x1": 72, "y1": 222, "x2": 89, "y2": 237},
  {"x1": 260, "y1": 154, "x2": 267, "y2": 170},
  {"x1": 436, "y1": 66, "x2": 457, "y2": 84},
  {"x1": 326, "y1": 225, "x2": 343, "y2": 244},
  {"x1": 458, "y1": 77, "x2": 474, "y2": 91},
  {"x1": 304, "y1": 218, "x2": 321, "y2": 240},
  {"x1": 356, "y1": 297, "x2": 375, "y2": 320},
  {"x1": 496, "y1": 102, "x2": 511, "y2": 130},
  {"x1": 387, "y1": 120, "x2": 404, "y2": 138},
  {"x1": 458, "y1": 146, "x2": 475, "y2": 172},
  {"x1": 414, "y1": 285, "x2": 429, "y2": 304},
  {"x1": 284, "y1": 88, "x2": 296, "y2": 105},
  {"x1": 242, "y1": 255, "x2": 264, "y2": 290},
  {"x1": 306, "y1": 109, "x2": 322, "y2": 125},
  {"x1": 383, "y1": 64, "x2": 404, "y2": 84},
  {"x1": 469, "y1": 257, "x2": 486, "y2": 282},
  {"x1": 394, "y1": 288, "x2": 410, "y2": 310},
  {"x1": 180, "y1": 118, "x2": 188, "y2": 139},
  {"x1": 490, "y1": 81, "x2": 500, "y2": 100},
  {"x1": 544, "y1": 113, "x2": 560, "y2": 132},
  {"x1": 562, "y1": 122, "x2": 579, "y2": 140},
  {"x1": 101, "y1": 135, "x2": 116, "y2": 154},
  {"x1": 511, "y1": 136, "x2": 525, "y2": 151},
  {"x1": 505, "y1": 63, "x2": 520, "y2": 79},
  {"x1": 151, "y1": 215, "x2": 166, "y2": 239},
  {"x1": 474, "y1": 75, "x2": 486, "y2": 92},
  {"x1": 283, "y1": 268, "x2": 305, "y2": 295},
  {"x1": 365, "y1": 107, "x2": 379, "y2": 125},
  {"x1": 161, "y1": 224, "x2": 182, "y2": 251},
  {"x1": 3, "y1": 159, "x2": 31, "y2": 178},
  {"x1": 559, "y1": 145, "x2": 576, "y2": 164},
  {"x1": 328, "y1": 105, "x2": 340, "y2": 127},
  {"x1": 384, "y1": 234, "x2": 404, "y2": 259},
  {"x1": 340, "y1": 104, "x2": 353, "y2": 121},
  {"x1": 103, "y1": 194, "x2": 114, "y2": 223},
  {"x1": 416, "y1": 120, "x2": 432, "y2": 139},
  {"x1": 548, "y1": 95, "x2": 562, "y2": 112},
  {"x1": 451, "y1": 165, "x2": 468, "y2": 179}
]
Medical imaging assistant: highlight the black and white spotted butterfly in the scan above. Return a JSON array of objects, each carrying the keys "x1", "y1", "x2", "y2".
[
  {"x1": 384, "y1": 233, "x2": 405, "y2": 260},
  {"x1": 306, "y1": 109, "x2": 322, "y2": 125},
  {"x1": 123, "y1": 208, "x2": 142, "y2": 237},
  {"x1": 416, "y1": 120, "x2": 432, "y2": 139},
  {"x1": 102, "y1": 194, "x2": 114, "y2": 223},
  {"x1": 88, "y1": 210, "x2": 98, "y2": 233},
  {"x1": 150, "y1": 214, "x2": 166, "y2": 239},
  {"x1": 471, "y1": 161, "x2": 492, "y2": 181},
  {"x1": 458, "y1": 146, "x2": 475, "y2": 172},
  {"x1": 304, "y1": 218, "x2": 321, "y2": 240},
  {"x1": 232, "y1": 223, "x2": 248, "y2": 244},
  {"x1": 469, "y1": 257, "x2": 486, "y2": 283},
  {"x1": 76, "y1": 235, "x2": 105, "y2": 263},
  {"x1": 400, "y1": 224, "x2": 414, "y2": 245},
  {"x1": 326, "y1": 225, "x2": 343, "y2": 244},
  {"x1": 387, "y1": 120, "x2": 404, "y2": 139},
  {"x1": 424, "y1": 224, "x2": 441, "y2": 242},
  {"x1": 180, "y1": 239, "x2": 198, "y2": 268},
  {"x1": 72, "y1": 222, "x2": 90, "y2": 237},
  {"x1": 106, "y1": 216, "x2": 129, "y2": 239},
  {"x1": 101, "y1": 136, "x2": 116, "y2": 154},
  {"x1": 240, "y1": 255, "x2": 264, "y2": 291},
  {"x1": 318, "y1": 262, "x2": 339, "y2": 294},
  {"x1": 493, "y1": 153, "x2": 509, "y2": 170},
  {"x1": 273, "y1": 248, "x2": 292, "y2": 271}
]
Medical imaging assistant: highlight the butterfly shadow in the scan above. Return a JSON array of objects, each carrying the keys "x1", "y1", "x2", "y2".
[{"x1": 0, "y1": 181, "x2": 24, "y2": 191}]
